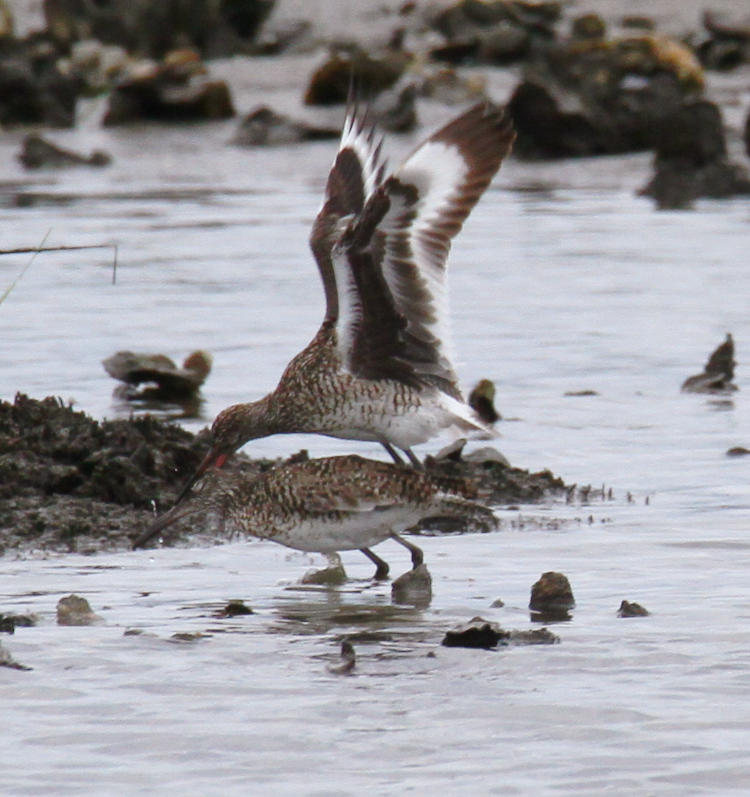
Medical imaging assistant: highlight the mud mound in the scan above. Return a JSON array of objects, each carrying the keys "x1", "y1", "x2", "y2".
[{"x1": 0, "y1": 394, "x2": 569, "y2": 555}]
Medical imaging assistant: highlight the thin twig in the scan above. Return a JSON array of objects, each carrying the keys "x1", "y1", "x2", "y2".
[{"x1": 0, "y1": 240, "x2": 119, "y2": 303}]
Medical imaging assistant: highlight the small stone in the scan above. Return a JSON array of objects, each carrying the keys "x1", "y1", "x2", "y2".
[
  {"x1": 391, "y1": 564, "x2": 432, "y2": 607},
  {"x1": 0, "y1": 641, "x2": 32, "y2": 671},
  {"x1": 56, "y1": 594, "x2": 102, "y2": 626},
  {"x1": 214, "y1": 600, "x2": 254, "y2": 618},
  {"x1": 490, "y1": 598, "x2": 505, "y2": 608},
  {"x1": 618, "y1": 600, "x2": 650, "y2": 617},
  {"x1": 727, "y1": 447, "x2": 750, "y2": 457},
  {"x1": 508, "y1": 627, "x2": 560, "y2": 645},
  {"x1": 301, "y1": 554, "x2": 347, "y2": 586},
  {"x1": 327, "y1": 640, "x2": 356, "y2": 674},
  {"x1": 442, "y1": 617, "x2": 510, "y2": 649},
  {"x1": 529, "y1": 572, "x2": 575, "y2": 621}
]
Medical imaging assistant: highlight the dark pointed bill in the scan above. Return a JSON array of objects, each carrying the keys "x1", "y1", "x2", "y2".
[{"x1": 132, "y1": 447, "x2": 227, "y2": 549}]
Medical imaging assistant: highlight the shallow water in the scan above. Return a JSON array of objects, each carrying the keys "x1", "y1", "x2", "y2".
[{"x1": 2, "y1": 58, "x2": 750, "y2": 794}]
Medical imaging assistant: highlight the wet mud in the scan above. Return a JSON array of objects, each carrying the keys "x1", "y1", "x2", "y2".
[{"x1": 0, "y1": 393, "x2": 570, "y2": 555}]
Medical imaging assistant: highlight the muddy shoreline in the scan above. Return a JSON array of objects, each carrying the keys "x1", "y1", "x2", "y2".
[{"x1": 0, "y1": 393, "x2": 573, "y2": 556}]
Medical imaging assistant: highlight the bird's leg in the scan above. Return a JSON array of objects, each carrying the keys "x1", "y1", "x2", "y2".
[
  {"x1": 360, "y1": 547, "x2": 390, "y2": 580},
  {"x1": 380, "y1": 441, "x2": 405, "y2": 465},
  {"x1": 402, "y1": 447, "x2": 423, "y2": 470},
  {"x1": 390, "y1": 533, "x2": 424, "y2": 569}
]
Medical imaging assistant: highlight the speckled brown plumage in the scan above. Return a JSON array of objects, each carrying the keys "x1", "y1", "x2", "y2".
[
  {"x1": 134, "y1": 455, "x2": 496, "y2": 578},
  {"x1": 173, "y1": 103, "x2": 515, "y2": 503}
]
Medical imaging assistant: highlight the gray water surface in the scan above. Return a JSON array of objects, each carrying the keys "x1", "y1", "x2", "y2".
[{"x1": 2, "y1": 77, "x2": 750, "y2": 794}]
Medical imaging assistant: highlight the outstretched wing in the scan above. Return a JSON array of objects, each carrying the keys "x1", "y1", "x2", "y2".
[
  {"x1": 309, "y1": 106, "x2": 386, "y2": 323},
  {"x1": 337, "y1": 103, "x2": 516, "y2": 394}
]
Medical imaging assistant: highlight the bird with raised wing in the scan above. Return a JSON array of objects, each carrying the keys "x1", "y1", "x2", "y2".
[{"x1": 175, "y1": 102, "x2": 515, "y2": 501}]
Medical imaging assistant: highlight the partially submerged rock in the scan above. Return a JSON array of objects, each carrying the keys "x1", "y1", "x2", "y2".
[
  {"x1": 508, "y1": 34, "x2": 704, "y2": 158},
  {"x1": 391, "y1": 563, "x2": 432, "y2": 607},
  {"x1": 639, "y1": 101, "x2": 750, "y2": 209},
  {"x1": 304, "y1": 47, "x2": 409, "y2": 105},
  {"x1": 102, "y1": 350, "x2": 212, "y2": 399},
  {"x1": 0, "y1": 34, "x2": 80, "y2": 127},
  {"x1": 103, "y1": 49, "x2": 235, "y2": 125},
  {"x1": 44, "y1": 0, "x2": 275, "y2": 58},
  {"x1": 301, "y1": 553, "x2": 348, "y2": 586},
  {"x1": 468, "y1": 379, "x2": 501, "y2": 424},
  {"x1": 0, "y1": 641, "x2": 32, "y2": 671},
  {"x1": 617, "y1": 600, "x2": 650, "y2": 617},
  {"x1": 56, "y1": 594, "x2": 102, "y2": 625},
  {"x1": 17, "y1": 133, "x2": 111, "y2": 169},
  {"x1": 232, "y1": 106, "x2": 339, "y2": 147},
  {"x1": 681, "y1": 333, "x2": 737, "y2": 394},
  {"x1": 442, "y1": 616, "x2": 509, "y2": 649},
  {"x1": 529, "y1": 571, "x2": 574, "y2": 621},
  {"x1": 441, "y1": 616, "x2": 560, "y2": 648}
]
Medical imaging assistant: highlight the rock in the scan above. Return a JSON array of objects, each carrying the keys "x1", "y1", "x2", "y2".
[
  {"x1": 0, "y1": 641, "x2": 32, "y2": 671},
  {"x1": 0, "y1": 0, "x2": 13, "y2": 38},
  {"x1": 529, "y1": 571, "x2": 574, "y2": 621},
  {"x1": 617, "y1": 600, "x2": 650, "y2": 617},
  {"x1": 61, "y1": 38, "x2": 131, "y2": 93},
  {"x1": 442, "y1": 616, "x2": 510, "y2": 649},
  {"x1": 103, "y1": 52, "x2": 235, "y2": 124},
  {"x1": 304, "y1": 48, "x2": 409, "y2": 105},
  {"x1": 301, "y1": 553, "x2": 347, "y2": 586},
  {"x1": 508, "y1": 627, "x2": 559, "y2": 644},
  {"x1": 640, "y1": 101, "x2": 750, "y2": 209},
  {"x1": 231, "y1": 106, "x2": 339, "y2": 147},
  {"x1": 17, "y1": 134, "x2": 111, "y2": 169},
  {"x1": 429, "y1": 0, "x2": 559, "y2": 65},
  {"x1": 745, "y1": 109, "x2": 750, "y2": 158},
  {"x1": 371, "y1": 84, "x2": 417, "y2": 133},
  {"x1": 102, "y1": 350, "x2": 212, "y2": 398},
  {"x1": 44, "y1": 0, "x2": 275, "y2": 58},
  {"x1": 56, "y1": 594, "x2": 102, "y2": 625},
  {"x1": 391, "y1": 563, "x2": 432, "y2": 606},
  {"x1": 327, "y1": 640, "x2": 356, "y2": 674},
  {"x1": 468, "y1": 378, "x2": 501, "y2": 424},
  {"x1": 681, "y1": 333, "x2": 737, "y2": 394},
  {"x1": 0, "y1": 612, "x2": 38, "y2": 633},
  {"x1": 0, "y1": 35, "x2": 81, "y2": 127},
  {"x1": 214, "y1": 600, "x2": 254, "y2": 618},
  {"x1": 463, "y1": 447, "x2": 510, "y2": 467},
  {"x1": 726, "y1": 446, "x2": 750, "y2": 457},
  {"x1": 508, "y1": 34, "x2": 704, "y2": 159},
  {"x1": 418, "y1": 67, "x2": 487, "y2": 105},
  {"x1": 571, "y1": 13, "x2": 606, "y2": 41},
  {"x1": 697, "y1": 10, "x2": 750, "y2": 70}
]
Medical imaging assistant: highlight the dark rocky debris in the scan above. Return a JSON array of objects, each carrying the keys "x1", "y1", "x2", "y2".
[
  {"x1": 468, "y1": 379, "x2": 501, "y2": 424},
  {"x1": 681, "y1": 333, "x2": 737, "y2": 394},
  {"x1": 639, "y1": 101, "x2": 750, "y2": 209},
  {"x1": 441, "y1": 615, "x2": 560, "y2": 649},
  {"x1": 617, "y1": 599, "x2": 650, "y2": 617},
  {"x1": 103, "y1": 350, "x2": 212, "y2": 399},
  {"x1": 43, "y1": 0, "x2": 276, "y2": 59},
  {"x1": 0, "y1": 394, "x2": 571, "y2": 555},
  {"x1": 232, "y1": 106, "x2": 339, "y2": 147},
  {"x1": 17, "y1": 133, "x2": 112, "y2": 169},
  {"x1": 102, "y1": 50, "x2": 235, "y2": 125}
]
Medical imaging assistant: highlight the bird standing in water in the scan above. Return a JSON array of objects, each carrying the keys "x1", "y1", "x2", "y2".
[
  {"x1": 175, "y1": 102, "x2": 515, "y2": 502},
  {"x1": 132, "y1": 455, "x2": 496, "y2": 579}
]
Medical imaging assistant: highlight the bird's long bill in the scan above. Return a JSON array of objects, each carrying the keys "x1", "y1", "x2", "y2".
[
  {"x1": 172, "y1": 448, "x2": 228, "y2": 507},
  {"x1": 131, "y1": 503, "x2": 196, "y2": 550}
]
